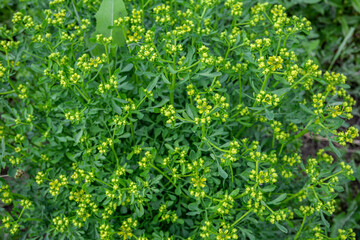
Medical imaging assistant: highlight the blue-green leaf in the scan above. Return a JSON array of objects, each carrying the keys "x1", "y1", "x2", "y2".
[
  {"x1": 217, "y1": 161, "x2": 228, "y2": 179},
  {"x1": 93, "y1": 0, "x2": 127, "y2": 47},
  {"x1": 268, "y1": 193, "x2": 287, "y2": 205}
]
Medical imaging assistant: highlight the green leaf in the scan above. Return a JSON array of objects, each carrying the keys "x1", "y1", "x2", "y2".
[
  {"x1": 93, "y1": 0, "x2": 127, "y2": 47},
  {"x1": 198, "y1": 71, "x2": 222, "y2": 78},
  {"x1": 168, "y1": 65, "x2": 177, "y2": 74},
  {"x1": 152, "y1": 175, "x2": 163, "y2": 184},
  {"x1": 272, "y1": 87, "x2": 290, "y2": 96},
  {"x1": 265, "y1": 109, "x2": 274, "y2": 120},
  {"x1": 268, "y1": 193, "x2": 287, "y2": 205},
  {"x1": 186, "y1": 211, "x2": 201, "y2": 216},
  {"x1": 328, "y1": 139, "x2": 341, "y2": 158},
  {"x1": 329, "y1": 27, "x2": 355, "y2": 69},
  {"x1": 30, "y1": 64, "x2": 44, "y2": 73},
  {"x1": 188, "y1": 202, "x2": 200, "y2": 211},
  {"x1": 161, "y1": 74, "x2": 171, "y2": 84},
  {"x1": 239, "y1": 228, "x2": 256, "y2": 240},
  {"x1": 112, "y1": 99, "x2": 122, "y2": 115},
  {"x1": 0, "y1": 177, "x2": 5, "y2": 188},
  {"x1": 338, "y1": 17, "x2": 349, "y2": 36},
  {"x1": 299, "y1": 104, "x2": 314, "y2": 115},
  {"x1": 275, "y1": 222, "x2": 288, "y2": 233},
  {"x1": 352, "y1": 0, "x2": 360, "y2": 13},
  {"x1": 74, "y1": 129, "x2": 83, "y2": 144},
  {"x1": 321, "y1": 211, "x2": 330, "y2": 228},
  {"x1": 175, "y1": 185, "x2": 181, "y2": 195},
  {"x1": 186, "y1": 104, "x2": 194, "y2": 120},
  {"x1": 120, "y1": 63, "x2": 133, "y2": 73},
  {"x1": 147, "y1": 76, "x2": 159, "y2": 91},
  {"x1": 1, "y1": 137, "x2": 5, "y2": 161},
  {"x1": 243, "y1": 51, "x2": 254, "y2": 63},
  {"x1": 262, "y1": 185, "x2": 276, "y2": 192},
  {"x1": 119, "y1": 132, "x2": 131, "y2": 138},
  {"x1": 294, "y1": 209, "x2": 303, "y2": 218},
  {"x1": 217, "y1": 161, "x2": 228, "y2": 179},
  {"x1": 303, "y1": 0, "x2": 321, "y2": 3},
  {"x1": 176, "y1": 219, "x2": 184, "y2": 224}
]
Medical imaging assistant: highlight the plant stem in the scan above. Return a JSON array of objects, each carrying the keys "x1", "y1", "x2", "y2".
[
  {"x1": 294, "y1": 216, "x2": 306, "y2": 240},
  {"x1": 279, "y1": 143, "x2": 284, "y2": 155},
  {"x1": 238, "y1": 73, "x2": 242, "y2": 104},
  {"x1": 111, "y1": 145, "x2": 119, "y2": 167},
  {"x1": 231, "y1": 209, "x2": 253, "y2": 228},
  {"x1": 276, "y1": 36, "x2": 282, "y2": 55},
  {"x1": 74, "y1": 85, "x2": 90, "y2": 103},
  {"x1": 17, "y1": 207, "x2": 25, "y2": 222},
  {"x1": 272, "y1": 133, "x2": 275, "y2": 148},
  {"x1": 130, "y1": 121, "x2": 135, "y2": 143},
  {"x1": 170, "y1": 73, "x2": 176, "y2": 105},
  {"x1": 150, "y1": 163, "x2": 175, "y2": 187},
  {"x1": 94, "y1": 178, "x2": 112, "y2": 188},
  {"x1": 206, "y1": 139, "x2": 230, "y2": 153},
  {"x1": 0, "y1": 90, "x2": 15, "y2": 95},
  {"x1": 230, "y1": 165, "x2": 234, "y2": 185},
  {"x1": 5, "y1": 50, "x2": 16, "y2": 92}
]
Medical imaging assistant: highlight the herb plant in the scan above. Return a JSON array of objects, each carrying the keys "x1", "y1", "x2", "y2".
[
  {"x1": 282, "y1": 0, "x2": 360, "y2": 105},
  {"x1": 0, "y1": 0, "x2": 359, "y2": 239}
]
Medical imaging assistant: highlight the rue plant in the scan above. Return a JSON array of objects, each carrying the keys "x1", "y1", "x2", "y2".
[{"x1": 0, "y1": 0, "x2": 358, "y2": 239}]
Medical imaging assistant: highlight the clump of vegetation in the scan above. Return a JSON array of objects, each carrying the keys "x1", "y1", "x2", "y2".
[{"x1": 0, "y1": 0, "x2": 358, "y2": 239}]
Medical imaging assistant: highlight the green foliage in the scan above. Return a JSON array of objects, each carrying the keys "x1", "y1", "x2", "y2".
[
  {"x1": 0, "y1": 0, "x2": 359, "y2": 239},
  {"x1": 93, "y1": 0, "x2": 127, "y2": 47},
  {"x1": 282, "y1": 0, "x2": 360, "y2": 97}
]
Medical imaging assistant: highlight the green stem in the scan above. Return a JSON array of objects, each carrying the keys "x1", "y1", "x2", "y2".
[
  {"x1": 110, "y1": 144, "x2": 120, "y2": 167},
  {"x1": 200, "y1": 7, "x2": 207, "y2": 19},
  {"x1": 74, "y1": 85, "x2": 90, "y2": 103},
  {"x1": 94, "y1": 178, "x2": 112, "y2": 188},
  {"x1": 272, "y1": 133, "x2": 275, "y2": 148},
  {"x1": 5, "y1": 50, "x2": 16, "y2": 92},
  {"x1": 253, "y1": 74, "x2": 270, "y2": 107},
  {"x1": 311, "y1": 187, "x2": 320, "y2": 202},
  {"x1": 17, "y1": 207, "x2": 25, "y2": 222},
  {"x1": 283, "y1": 34, "x2": 290, "y2": 48},
  {"x1": 238, "y1": 73, "x2": 242, "y2": 104},
  {"x1": 234, "y1": 191, "x2": 248, "y2": 199},
  {"x1": 276, "y1": 36, "x2": 282, "y2": 55},
  {"x1": 263, "y1": 202, "x2": 275, "y2": 214},
  {"x1": 130, "y1": 121, "x2": 135, "y2": 143},
  {"x1": 179, "y1": 60, "x2": 200, "y2": 72},
  {"x1": 170, "y1": 73, "x2": 176, "y2": 105},
  {"x1": 136, "y1": 95, "x2": 148, "y2": 109},
  {"x1": 225, "y1": 44, "x2": 231, "y2": 60},
  {"x1": 263, "y1": 11, "x2": 273, "y2": 24},
  {"x1": 280, "y1": 74, "x2": 309, "y2": 97},
  {"x1": 231, "y1": 209, "x2": 253, "y2": 228},
  {"x1": 201, "y1": 124, "x2": 206, "y2": 139},
  {"x1": 23, "y1": 50, "x2": 43, "y2": 60},
  {"x1": 320, "y1": 170, "x2": 344, "y2": 183},
  {"x1": 260, "y1": 73, "x2": 270, "y2": 91},
  {"x1": 159, "y1": 58, "x2": 173, "y2": 64},
  {"x1": 206, "y1": 139, "x2": 230, "y2": 153},
  {"x1": 294, "y1": 216, "x2": 307, "y2": 240},
  {"x1": 0, "y1": 90, "x2": 15, "y2": 95},
  {"x1": 175, "y1": 116, "x2": 195, "y2": 123},
  {"x1": 279, "y1": 143, "x2": 284, "y2": 155},
  {"x1": 283, "y1": 189, "x2": 303, "y2": 204},
  {"x1": 150, "y1": 163, "x2": 175, "y2": 187},
  {"x1": 143, "y1": 0, "x2": 152, "y2": 8},
  {"x1": 104, "y1": 43, "x2": 112, "y2": 77}
]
